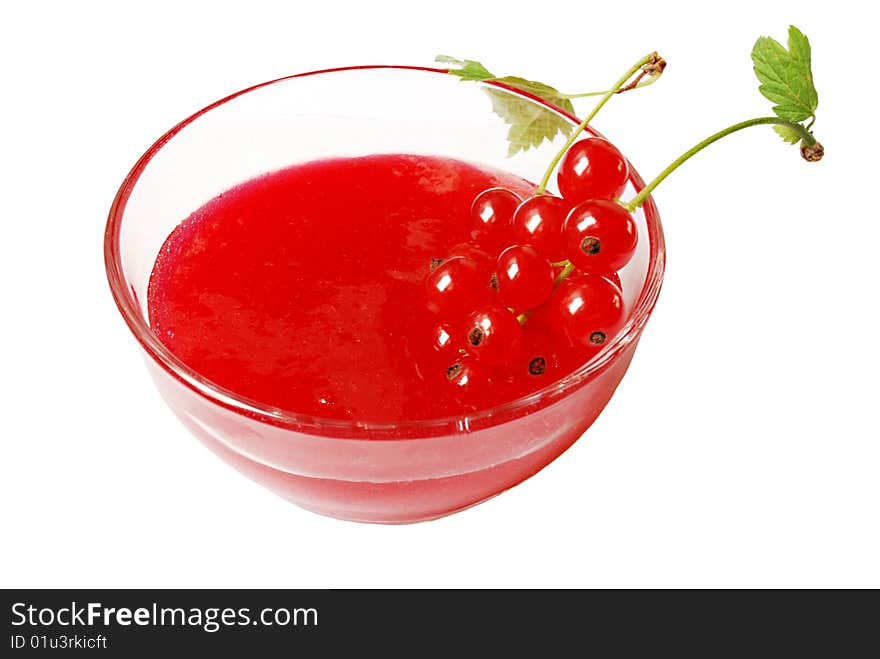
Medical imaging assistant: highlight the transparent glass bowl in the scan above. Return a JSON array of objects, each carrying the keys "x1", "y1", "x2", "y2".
[{"x1": 104, "y1": 66, "x2": 665, "y2": 523}]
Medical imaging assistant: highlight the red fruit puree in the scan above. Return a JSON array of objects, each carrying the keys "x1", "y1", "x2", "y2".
[{"x1": 149, "y1": 154, "x2": 584, "y2": 423}]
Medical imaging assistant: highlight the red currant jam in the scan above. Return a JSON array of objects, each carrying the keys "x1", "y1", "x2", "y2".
[{"x1": 148, "y1": 154, "x2": 614, "y2": 424}]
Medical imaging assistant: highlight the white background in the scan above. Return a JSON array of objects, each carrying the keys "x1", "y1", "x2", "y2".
[{"x1": 2, "y1": 0, "x2": 878, "y2": 588}]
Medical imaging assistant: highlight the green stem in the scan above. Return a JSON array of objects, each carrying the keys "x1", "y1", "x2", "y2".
[
  {"x1": 564, "y1": 74, "x2": 660, "y2": 99},
  {"x1": 554, "y1": 261, "x2": 575, "y2": 286},
  {"x1": 505, "y1": 74, "x2": 660, "y2": 100},
  {"x1": 516, "y1": 260, "x2": 576, "y2": 326},
  {"x1": 535, "y1": 53, "x2": 658, "y2": 195},
  {"x1": 623, "y1": 117, "x2": 817, "y2": 212}
]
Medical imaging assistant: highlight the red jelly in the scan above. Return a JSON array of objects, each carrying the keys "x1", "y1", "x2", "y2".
[{"x1": 148, "y1": 154, "x2": 564, "y2": 422}]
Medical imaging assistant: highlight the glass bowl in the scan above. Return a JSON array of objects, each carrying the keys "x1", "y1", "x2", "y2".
[{"x1": 104, "y1": 65, "x2": 665, "y2": 523}]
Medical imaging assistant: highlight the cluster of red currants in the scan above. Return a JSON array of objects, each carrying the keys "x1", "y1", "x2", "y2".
[{"x1": 424, "y1": 137, "x2": 640, "y2": 391}]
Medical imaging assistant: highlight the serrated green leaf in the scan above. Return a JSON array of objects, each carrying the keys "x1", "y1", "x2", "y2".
[
  {"x1": 437, "y1": 56, "x2": 576, "y2": 156},
  {"x1": 786, "y1": 25, "x2": 811, "y2": 70},
  {"x1": 492, "y1": 76, "x2": 576, "y2": 116},
  {"x1": 773, "y1": 123, "x2": 802, "y2": 144},
  {"x1": 751, "y1": 26, "x2": 818, "y2": 123},
  {"x1": 484, "y1": 87, "x2": 573, "y2": 156}
]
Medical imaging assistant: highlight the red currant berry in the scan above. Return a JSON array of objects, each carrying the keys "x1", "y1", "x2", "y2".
[
  {"x1": 522, "y1": 324, "x2": 561, "y2": 378},
  {"x1": 487, "y1": 324, "x2": 564, "y2": 402},
  {"x1": 424, "y1": 256, "x2": 493, "y2": 316},
  {"x1": 605, "y1": 271, "x2": 622, "y2": 291},
  {"x1": 523, "y1": 307, "x2": 583, "y2": 375},
  {"x1": 464, "y1": 306, "x2": 524, "y2": 366},
  {"x1": 557, "y1": 137, "x2": 629, "y2": 203},
  {"x1": 445, "y1": 359, "x2": 483, "y2": 392},
  {"x1": 469, "y1": 188, "x2": 521, "y2": 252},
  {"x1": 510, "y1": 195, "x2": 568, "y2": 261},
  {"x1": 495, "y1": 244, "x2": 555, "y2": 311},
  {"x1": 430, "y1": 322, "x2": 459, "y2": 357},
  {"x1": 546, "y1": 272, "x2": 625, "y2": 350},
  {"x1": 562, "y1": 199, "x2": 637, "y2": 273}
]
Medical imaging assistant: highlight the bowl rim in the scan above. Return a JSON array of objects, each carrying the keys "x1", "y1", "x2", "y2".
[{"x1": 104, "y1": 64, "x2": 666, "y2": 439}]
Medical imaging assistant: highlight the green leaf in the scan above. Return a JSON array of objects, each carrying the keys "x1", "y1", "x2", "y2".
[
  {"x1": 436, "y1": 57, "x2": 576, "y2": 156},
  {"x1": 435, "y1": 55, "x2": 494, "y2": 81},
  {"x1": 786, "y1": 25, "x2": 812, "y2": 70},
  {"x1": 751, "y1": 25, "x2": 818, "y2": 123},
  {"x1": 490, "y1": 77, "x2": 576, "y2": 155},
  {"x1": 493, "y1": 76, "x2": 576, "y2": 116},
  {"x1": 484, "y1": 87, "x2": 574, "y2": 156},
  {"x1": 773, "y1": 123, "x2": 802, "y2": 144}
]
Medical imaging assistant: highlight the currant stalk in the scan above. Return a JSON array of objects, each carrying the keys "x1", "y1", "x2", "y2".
[
  {"x1": 622, "y1": 117, "x2": 821, "y2": 212},
  {"x1": 534, "y1": 52, "x2": 664, "y2": 195},
  {"x1": 495, "y1": 74, "x2": 662, "y2": 101}
]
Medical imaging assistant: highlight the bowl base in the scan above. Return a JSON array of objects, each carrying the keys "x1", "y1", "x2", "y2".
[{"x1": 182, "y1": 414, "x2": 591, "y2": 524}]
